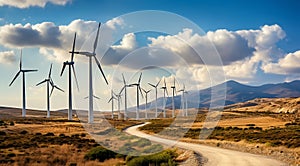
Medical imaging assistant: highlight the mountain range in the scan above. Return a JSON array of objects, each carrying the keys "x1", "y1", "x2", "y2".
[{"x1": 135, "y1": 80, "x2": 300, "y2": 110}]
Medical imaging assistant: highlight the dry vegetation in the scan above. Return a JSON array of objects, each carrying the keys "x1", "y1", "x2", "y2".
[
  {"x1": 0, "y1": 107, "x2": 187, "y2": 166},
  {"x1": 140, "y1": 97, "x2": 300, "y2": 165}
]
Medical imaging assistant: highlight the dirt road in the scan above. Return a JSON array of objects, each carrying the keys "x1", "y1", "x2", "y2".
[{"x1": 125, "y1": 123, "x2": 286, "y2": 166}]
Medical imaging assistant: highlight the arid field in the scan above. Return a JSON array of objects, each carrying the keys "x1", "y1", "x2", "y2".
[{"x1": 0, "y1": 97, "x2": 299, "y2": 165}]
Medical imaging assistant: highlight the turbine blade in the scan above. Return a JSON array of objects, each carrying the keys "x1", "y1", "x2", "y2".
[
  {"x1": 23, "y1": 69, "x2": 38, "y2": 72},
  {"x1": 139, "y1": 86, "x2": 144, "y2": 98},
  {"x1": 84, "y1": 96, "x2": 88, "y2": 99},
  {"x1": 60, "y1": 62, "x2": 66, "y2": 76},
  {"x1": 50, "y1": 85, "x2": 54, "y2": 96},
  {"x1": 108, "y1": 97, "x2": 113, "y2": 103},
  {"x1": 93, "y1": 95, "x2": 100, "y2": 100},
  {"x1": 148, "y1": 83, "x2": 155, "y2": 87},
  {"x1": 71, "y1": 33, "x2": 76, "y2": 62},
  {"x1": 156, "y1": 79, "x2": 161, "y2": 87},
  {"x1": 138, "y1": 73, "x2": 142, "y2": 84},
  {"x1": 76, "y1": 51, "x2": 93, "y2": 56},
  {"x1": 54, "y1": 85, "x2": 64, "y2": 92},
  {"x1": 164, "y1": 78, "x2": 166, "y2": 87},
  {"x1": 166, "y1": 88, "x2": 169, "y2": 97},
  {"x1": 36, "y1": 79, "x2": 47, "y2": 86},
  {"x1": 142, "y1": 88, "x2": 146, "y2": 93},
  {"x1": 94, "y1": 56, "x2": 108, "y2": 85},
  {"x1": 122, "y1": 73, "x2": 126, "y2": 85},
  {"x1": 19, "y1": 50, "x2": 22, "y2": 70},
  {"x1": 93, "y1": 22, "x2": 101, "y2": 54},
  {"x1": 120, "y1": 86, "x2": 125, "y2": 94},
  {"x1": 173, "y1": 77, "x2": 176, "y2": 87},
  {"x1": 71, "y1": 64, "x2": 80, "y2": 92},
  {"x1": 48, "y1": 63, "x2": 52, "y2": 79},
  {"x1": 9, "y1": 71, "x2": 21, "y2": 86}
]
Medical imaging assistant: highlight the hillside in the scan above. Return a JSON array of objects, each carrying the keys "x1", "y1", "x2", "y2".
[{"x1": 137, "y1": 80, "x2": 300, "y2": 109}]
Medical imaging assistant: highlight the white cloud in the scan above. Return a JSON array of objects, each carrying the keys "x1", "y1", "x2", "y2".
[
  {"x1": 0, "y1": 18, "x2": 125, "y2": 62},
  {"x1": 111, "y1": 33, "x2": 137, "y2": 51},
  {"x1": 262, "y1": 50, "x2": 300, "y2": 75},
  {"x1": 105, "y1": 17, "x2": 124, "y2": 30},
  {"x1": 0, "y1": 0, "x2": 71, "y2": 8},
  {"x1": 0, "y1": 50, "x2": 16, "y2": 64}
]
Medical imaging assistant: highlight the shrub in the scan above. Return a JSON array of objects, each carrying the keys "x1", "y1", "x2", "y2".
[
  {"x1": 7, "y1": 153, "x2": 16, "y2": 157},
  {"x1": 9, "y1": 121, "x2": 14, "y2": 126},
  {"x1": 44, "y1": 132, "x2": 54, "y2": 136},
  {"x1": 20, "y1": 130, "x2": 28, "y2": 135},
  {"x1": 246, "y1": 124, "x2": 255, "y2": 126},
  {"x1": 0, "y1": 131, "x2": 6, "y2": 135},
  {"x1": 84, "y1": 146, "x2": 117, "y2": 162},
  {"x1": 126, "y1": 149, "x2": 177, "y2": 166}
]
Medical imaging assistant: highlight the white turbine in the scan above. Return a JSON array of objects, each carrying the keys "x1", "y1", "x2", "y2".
[
  {"x1": 160, "y1": 78, "x2": 168, "y2": 118},
  {"x1": 142, "y1": 88, "x2": 151, "y2": 119},
  {"x1": 178, "y1": 84, "x2": 186, "y2": 117},
  {"x1": 115, "y1": 91, "x2": 122, "y2": 120},
  {"x1": 108, "y1": 90, "x2": 117, "y2": 119},
  {"x1": 170, "y1": 77, "x2": 177, "y2": 118},
  {"x1": 36, "y1": 64, "x2": 64, "y2": 118},
  {"x1": 148, "y1": 79, "x2": 161, "y2": 118},
  {"x1": 74, "y1": 23, "x2": 109, "y2": 123},
  {"x1": 61, "y1": 33, "x2": 80, "y2": 121},
  {"x1": 9, "y1": 50, "x2": 37, "y2": 117},
  {"x1": 129, "y1": 73, "x2": 143, "y2": 120},
  {"x1": 120, "y1": 74, "x2": 130, "y2": 120}
]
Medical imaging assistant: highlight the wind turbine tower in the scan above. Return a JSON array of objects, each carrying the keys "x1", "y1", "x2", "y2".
[
  {"x1": 37, "y1": 64, "x2": 64, "y2": 118},
  {"x1": 9, "y1": 50, "x2": 37, "y2": 117},
  {"x1": 120, "y1": 74, "x2": 130, "y2": 120},
  {"x1": 108, "y1": 90, "x2": 117, "y2": 119},
  {"x1": 170, "y1": 77, "x2": 177, "y2": 118},
  {"x1": 160, "y1": 78, "x2": 168, "y2": 118},
  {"x1": 142, "y1": 88, "x2": 151, "y2": 119},
  {"x1": 148, "y1": 79, "x2": 161, "y2": 118},
  {"x1": 178, "y1": 84, "x2": 186, "y2": 117},
  {"x1": 61, "y1": 33, "x2": 79, "y2": 121},
  {"x1": 74, "y1": 23, "x2": 109, "y2": 123},
  {"x1": 129, "y1": 73, "x2": 143, "y2": 120}
]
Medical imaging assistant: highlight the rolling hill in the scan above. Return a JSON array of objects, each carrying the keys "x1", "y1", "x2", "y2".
[{"x1": 136, "y1": 80, "x2": 300, "y2": 110}]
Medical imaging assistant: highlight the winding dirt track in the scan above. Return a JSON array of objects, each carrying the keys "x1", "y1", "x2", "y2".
[{"x1": 125, "y1": 123, "x2": 287, "y2": 166}]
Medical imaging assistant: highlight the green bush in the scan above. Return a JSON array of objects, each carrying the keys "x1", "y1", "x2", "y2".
[
  {"x1": 84, "y1": 146, "x2": 117, "y2": 162},
  {"x1": 126, "y1": 149, "x2": 177, "y2": 166}
]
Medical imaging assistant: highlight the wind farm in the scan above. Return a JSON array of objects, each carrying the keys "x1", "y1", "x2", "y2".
[{"x1": 1, "y1": 1, "x2": 299, "y2": 165}]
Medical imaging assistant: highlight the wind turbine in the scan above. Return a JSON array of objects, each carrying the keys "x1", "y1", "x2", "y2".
[
  {"x1": 36, "y1": 64, "x2": 64, "y2": 118},
  {"x1": 178, "y1": 84, "x2": 186, "y2": 117},
  {"x1": 115, "y1": 91, "x2": 122, "y2": 120},
  {"x1": 170, "y1": 77, "x2": 177, "y2": 118},
  {"x1": 108, "y1": 90, "x2": 117, "y2": 119},
  {"x1": 9, "y1": 50, "x2": 37, "y2": 117},
  {"x1": 160, "y1": 78, "x2": 169, "y2": 118},
  {"x1": 61, "y1": 33, "x2": 79, "y2": 121},
  {"x1": 129, "y1": 73, "x2": 143, "y2": 120},
  {"x1": 142, "y1": 88, "x2": 151, "y2": 119},
  {"x1": 120, "y1": 74, "x2": 130, "y2": 120},
  {"x1": 148, "y1": 79, "x2": 161, "y2": 118},
  {"x1": 74, "y1": 23, "x2": 109, "y2": 123},
  {"x1": 184, "y1": 90, "x2": 188, "y2": 116}
]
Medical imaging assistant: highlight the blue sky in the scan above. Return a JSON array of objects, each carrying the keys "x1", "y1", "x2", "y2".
[{"x1": 0, "y1": 0, "x2": 299, "y2": 110}]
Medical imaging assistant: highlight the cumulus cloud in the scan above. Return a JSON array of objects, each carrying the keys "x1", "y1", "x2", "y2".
[
  {"x1": 0, "y1": 51, "x2": 16, "y2": 64},
  {"x1": 0, "y1": 0, "x2": 71, "y2": 8},
  {"x1": 148, "y1": 28, "x2": 255, "y2": 66},
  {"x1": 0, "y1": 22, "x2": 61, "y2": 48},
  {"x1": 263, "y1": 51, "x2": 300, "y2": 74},
  {"x1": 0, "y1": 18, "x2": 125, "y2": 62}
]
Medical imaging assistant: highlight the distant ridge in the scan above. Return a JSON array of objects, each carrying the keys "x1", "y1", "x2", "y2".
[{"x1": 136, "y1": 80, "x2": 300, "y2": 109}]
